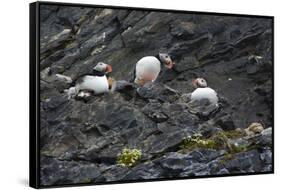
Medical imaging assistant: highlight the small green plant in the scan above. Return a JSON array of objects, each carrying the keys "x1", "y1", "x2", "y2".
[
  {"x1": 181, "y1": 134, "x2": 218, "y2": 150},
  {"x1": 230, "y1": 144, "x2": 249, "y2": 154},
  {"x1": 181, "y1": 130, "x2": 247, "y2": 152},
  {"x1": 117, "y1": 148, "x2": 142, "y2": 167},
  {"x1": 180, "y1": 131, "x2": 259, "y2": 164}
]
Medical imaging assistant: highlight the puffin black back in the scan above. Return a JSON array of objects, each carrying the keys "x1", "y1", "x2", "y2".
[{"x1": 30, "y1": 1, "x2": 274, "y2": 188}]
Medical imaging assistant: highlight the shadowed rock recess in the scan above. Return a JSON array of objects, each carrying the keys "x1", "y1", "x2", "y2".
[{"x1": 39, "y1": 5, "x2": 273, "y2": 186}]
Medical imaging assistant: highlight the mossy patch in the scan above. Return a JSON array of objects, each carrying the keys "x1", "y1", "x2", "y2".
[
  {"x1": 180, "y1": 134, "x2": 220, "y2": 150},
  {"x1": 219, "y1": 144, "x2": 255, "y2": 164},
  {"x1": 229, "y1": 144, "x2": 249, "y2": 154},
  {"x1": 117, "y1": 148, "x2": 142, "y2": 167},
  {"x1": 181, "y1": 130, "x2": 249, "y2": 154},
  {"x1": 80, "y1": 178, "x2": 92, "y2": 183},
  {"x1": 222, "y1": 130, "x2": 245, "y2": 139},
  {"x1": 41, "y1": 150, "x2": 55, "y2": 157},
  {"x1": 180, "y1": 131, "x2": 260, "y2": 165}
]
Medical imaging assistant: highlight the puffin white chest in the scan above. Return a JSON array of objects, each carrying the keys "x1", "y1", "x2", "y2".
[
  {"x1": 135, "y1": 56, "x2": 161, "y2": 81},
  {"x1": 77, "y1": 75, "x2": 109, "y2": 94},
  {"x1": 191, "y1": 87, "x2": 218, "y2": 104}
]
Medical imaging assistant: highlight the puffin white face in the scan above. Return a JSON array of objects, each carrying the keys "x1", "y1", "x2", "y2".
[
  {"x1": 93, "y1": 62, "x2": 112, "y2": 74},
  {"x1": 193, "y1": 78, "x2": 207, "y2": 88},
  {"x1": 159, "y1": 53, "x2": 175, "y2": 69}
]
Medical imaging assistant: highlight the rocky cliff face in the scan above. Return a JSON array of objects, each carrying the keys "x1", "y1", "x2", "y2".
[{"x1": 39, "y1": 5, "x2": 273, "y2": 186}]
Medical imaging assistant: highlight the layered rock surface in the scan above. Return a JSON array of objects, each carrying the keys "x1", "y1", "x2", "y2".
[{"x1": 39, "y1": 5, "x2": 273, "y2": 186}]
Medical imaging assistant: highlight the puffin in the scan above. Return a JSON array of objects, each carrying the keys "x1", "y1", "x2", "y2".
[
  {"x1": 133, "y1": 53, "x2": 175, "y2": 85},
  {"x1": 67, "y1": 62, "x2": 112, "y2": 99},
  {"x1": 191, "y1": 78, "x2": 218, "y2": 105}
]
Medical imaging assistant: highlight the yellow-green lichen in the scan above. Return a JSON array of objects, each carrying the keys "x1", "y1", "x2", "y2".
[
  {"x1": 221, "y1": 130, "x2": 245, "y2": 139},
  {"x1": 80, "y1": 178, "x2": 92, "y2": 183},
  {"x1": 117, "y1": 148, "x2": 142, "y2": 167},
  {"x1": 41, "y1": 150, "x2": 55, "y2": 157},
  {"x1": 180, "y1": 134, "x2": 219, "y2": 150},
  {"x1": 180, "y1": 130, "x2": 248, "y2": 153}
]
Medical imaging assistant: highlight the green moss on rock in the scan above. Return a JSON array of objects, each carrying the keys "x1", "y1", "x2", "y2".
[
  {"x1": 80, "y1": 178, "x2": 92, "y2": 183},
  {"x1": 117, "y1": 148, "x2": 142, "y2": 167},
  {"x1": 181, "y1": 130, "x2": 248, "y2": 153},
  {"x1": 222, "y1": 130, "x2": 245, "y2": 139},
  {"x1": 181, "y1": 134, "x2": 220, "y2": 150}
]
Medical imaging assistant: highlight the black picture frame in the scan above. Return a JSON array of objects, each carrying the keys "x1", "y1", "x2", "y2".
[{"x1": 30, "y1": 1, "x2": 274, "y2": 189}]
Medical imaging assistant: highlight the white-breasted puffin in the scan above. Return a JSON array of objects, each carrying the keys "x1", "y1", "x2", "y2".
[
  {"x1": 191, "y1": 78, "x2": 218, "y2": 105},
  {"x1": 67, "y1": 62, "x2": 112, "y2": 99},
  {"x1": 133, "y1": 53, "x2": 175, "y2": 85}
]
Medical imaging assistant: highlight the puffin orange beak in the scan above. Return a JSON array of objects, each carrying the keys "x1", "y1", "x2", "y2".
[
  {"x1": 105, "y1": 65, "x2": 112, "y2": 73},
  {"x1": 165, "y1": 60, "x2": 175, "y2": 69},
  {"x1": 192, "y1": 79, "x2": 198, "y2": 88}
]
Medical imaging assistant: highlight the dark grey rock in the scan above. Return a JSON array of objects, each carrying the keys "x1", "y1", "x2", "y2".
[
  {"x1": 215, "y1": 114, "x2": 236, "y2": 131},
  {"x1": 122, "y1": 162, "x2": 163, "y2": 180},
  {"x1": 142, "y1": 102, "x2": 169, "y2": 123},
  {"x1": 40, "y1": 157, "x2": 101, "y2": 186},
  {"x1": 260, "y1": 148, "x2": 272, "y2": 165},
  {"x1": 173, "y1": 56, "x2": 200, "y2": 73},
  {"x1": 42, "y1": 95, "x2": 68, "y2": 111},
  {"x1": 187, "y1": 99, "x2": 220, "y2": 119},
  {"x1": 95, "y1": 165, "x2": 130, "y2": 182},
  {"x1": 170, "y1": 21, "x2": 195, "y2": 39},
  {"x1": 159, "y1": 152, "x2": 193, "y2": 176},
  {"x1": 141, "y1": 130, "x2": 188, "y2": 155},
  {"x1": 39, "y1": 6, "x2": 273, "y2": 185},
  {"x1": 112, "y1": 80, "x2": 136, "y2": 100},
  {"x1": 137, "y1": 82, "x2": 180, "y2": 103},
  {"x1": 222, "y1": 150, "x2": 263, "y2": 173}
]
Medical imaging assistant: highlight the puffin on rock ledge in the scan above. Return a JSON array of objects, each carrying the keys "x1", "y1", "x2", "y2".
[
  {"x1": 191, "y1": 78, "x2": 218, "y2": 105},
  {"x1": 133, "y1": 53, "x2": 175, "y2": 85},
  {"x1": 66, "y1": 62, "x2": 112, "y2": 99}
]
